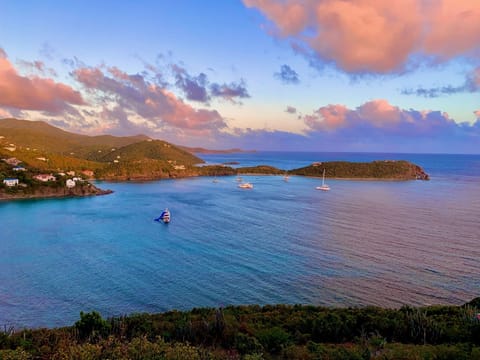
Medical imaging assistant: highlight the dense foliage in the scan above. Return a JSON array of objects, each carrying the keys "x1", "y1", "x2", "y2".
[
  {"x1": 94, "y1": 140, "x2": 203, "y2": 165},
  {"x1": 290, "y1": 161, "x2": 429, "y2": 180},
  {"x1": 1, "y1": 300, "x2": 480, "y2": 359},
  {"x1": 237, "y1": 166, "x2": 285, "y2": 175}
]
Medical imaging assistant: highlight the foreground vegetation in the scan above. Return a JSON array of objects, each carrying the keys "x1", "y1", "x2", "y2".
[{"x1": 2, "y1": 299, "x2": 480, "y2": 359}]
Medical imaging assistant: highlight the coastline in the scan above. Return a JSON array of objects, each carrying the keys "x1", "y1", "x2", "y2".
[
  {"x1": 0, "y1": 183, "x2": 113, "y2": 202},
  {"x1": 0, "y1": 160, "x2": 429, "y2": 201},
  {"x1": 236, "y1": 173, "x2": 422, "y2": 181}
]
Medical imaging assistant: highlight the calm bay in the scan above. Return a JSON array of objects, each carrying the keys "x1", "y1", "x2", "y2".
[{"x1": 1, "y1": 152, "x2": 479, "y2": 328}]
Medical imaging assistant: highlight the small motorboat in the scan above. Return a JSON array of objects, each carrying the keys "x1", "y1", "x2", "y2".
[
  {"x1": 155, "y1": 208, "x2": 171, "y2": 223},
  {"x1": 238, "y1": 182, "x2": 253, "y2": 189}
]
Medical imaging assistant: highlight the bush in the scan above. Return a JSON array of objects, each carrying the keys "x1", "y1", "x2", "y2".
[
  {"x1": 256, "y1": 327, "x2": 290, "y2": 354},
  {"x1": 74, "y1": 311, "x2": 111, "y2": 342}
]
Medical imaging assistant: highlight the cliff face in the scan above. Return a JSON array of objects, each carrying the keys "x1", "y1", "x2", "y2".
[{"x1": 0, "y1": 183, "x2": 112, "y2": 201}]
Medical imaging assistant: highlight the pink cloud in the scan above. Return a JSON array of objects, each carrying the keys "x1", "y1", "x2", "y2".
[
  {"x1": 0, "y1": 49, "x2": 85, "y2": 113},
  {"x1": 303, "y1": 99, "x2": 460, "y2": 136},
  {"x1": 475, "y1": 110, "x2": 480, "y2": 119},
  {"x1": 244, "y1": 0, "x2": 308, "y2": 35},
  {"x1": 424, "y1": 0, "x2": 480, "y2": 58},
  {"x1": 0, "y1": 108, "x2": 12, "y2": 118},
  {"x1": 304, "y1": 104, "x2": 349, "y2": 130},
  {"x1": 244, "y1": 0, "x2": 480, "y2": 73},
  {"x1": 74, "y1": 65, "x2": 226, "y2": 132},
  {"x1": 356, "y1": 100, "x2": 402, "y2": 126}
]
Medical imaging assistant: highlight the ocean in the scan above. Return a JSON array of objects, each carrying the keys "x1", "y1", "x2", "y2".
[{"x1": 1, "y1": 152, "x2": 479, "y2": 328}]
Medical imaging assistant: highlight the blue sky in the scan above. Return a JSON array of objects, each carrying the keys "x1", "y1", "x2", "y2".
[{"x1": 0, "y1": 0, "x2": 479, "y2": 153}]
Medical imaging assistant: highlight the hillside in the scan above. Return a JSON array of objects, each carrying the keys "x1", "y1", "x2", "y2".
[
  {"x1": 0, "y1": 118, "x2": 149, "y2": 156},
  {"x1": 0, "y1": 118, "x2": 203, "y2": 180},
  {"x1": 98, "y1": 140, "x2": 202, "y2": 164}
]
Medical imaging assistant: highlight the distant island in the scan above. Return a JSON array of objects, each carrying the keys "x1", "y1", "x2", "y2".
[
  {"x1": 180, "y1": 146, "x2": 256, "y2": 154},
  {"x1": 0, "y1": 118, "x2": 429, "y2": 200}
]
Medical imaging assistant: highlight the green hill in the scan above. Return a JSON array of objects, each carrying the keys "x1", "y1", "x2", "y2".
[
  {"x1": 98, "y1": 139, "x2": 203, "y2": 165},
  {"x1": 291, "y1": 160, "x2": 430, "y2": 180},
  {"x1": 0, "y1": 118, "x2": 149, "y2": 157},
  {"x1": 0, "y1": 118, "x2": 204, "y2": 179}
]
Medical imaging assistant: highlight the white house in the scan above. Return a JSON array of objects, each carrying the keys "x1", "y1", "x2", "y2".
[
  {"x1": 66, "y1": 179, "x2": 76, "y2": 188},
  {"x1": 13, "y1": 166, "x2": 26, "y2": 171},
  {"x1": 3, "y1": 178, "x2": 19, "y2": 187}
]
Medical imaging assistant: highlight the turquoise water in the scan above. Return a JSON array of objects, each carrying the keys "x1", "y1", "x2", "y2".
[{"x1": 1, "y1": 152, "x2": 479, "y2": 328}]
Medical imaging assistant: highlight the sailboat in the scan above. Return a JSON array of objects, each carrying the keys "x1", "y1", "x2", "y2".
[
  {"x1": 155, "y1": 208, "x2": 171, "y2": 223},
  {"x1": 316, "y1": 169, "x2": 330, "y2": 191}
]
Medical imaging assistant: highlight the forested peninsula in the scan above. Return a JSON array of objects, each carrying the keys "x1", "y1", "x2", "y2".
[
  {"x1": 1, "y1": 118, "x2": 428, "y2": 201},
  {"x1": 2, "y1": 299, "x2": 480, "y2": 359}
]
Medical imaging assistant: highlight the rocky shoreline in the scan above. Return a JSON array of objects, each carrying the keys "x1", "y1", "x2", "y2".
[{"x1": 0, "y1": 183, "x2": 113, "y2": 201}]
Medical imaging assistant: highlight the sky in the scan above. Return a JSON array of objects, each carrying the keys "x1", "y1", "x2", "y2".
[{"x1": 0, "y1": 0, "x2": 479, "y2": 153}]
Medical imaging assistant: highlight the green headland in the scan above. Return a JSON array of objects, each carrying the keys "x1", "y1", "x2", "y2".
[{"x1": 0, "y1": 118, "x2": 428, "y2": 201}]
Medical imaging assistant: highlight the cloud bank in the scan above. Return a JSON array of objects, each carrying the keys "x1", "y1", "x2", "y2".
[
  {"x1": 0, "y1": 49, "x2": 84, "y2": 114},
  {"x1": 243, "y1": 0, "x2": 480, "y2": 74},
  {"x1": 0, "y1": 48, "x2": 478, "y2": 153},
  {"x1": 73, "y1": 66, "x2": 227, "y2": 134}
]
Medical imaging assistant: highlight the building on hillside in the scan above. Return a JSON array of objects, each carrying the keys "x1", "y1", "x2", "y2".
[
  {"x1": 66, "y1": 171, "x2": 75, "y2": 176},
  {"x1": 81, "y1": 170, "x2": 94, "y2": 178},
  {"x1": 36, "y1": 157, "x2": 48, "y2": 162},
  {"x1": 3, "y1": 178, "x2": 19, "y2": 187},
  {"x1": 2, "y1": 157, "x2": 21, "y2": 166},
  {"x1": 66, "y1": 179, "x2": 76, "y2": 188},
  {"x1": 13, "y1": 166, "x2": 26, "y2": 171},
  {"x1": 33, "y1": 174, "x2": 56, "y2": 182},
  {"x1": 173, "y1": 165, "x2": 185, "y2": 170}
]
